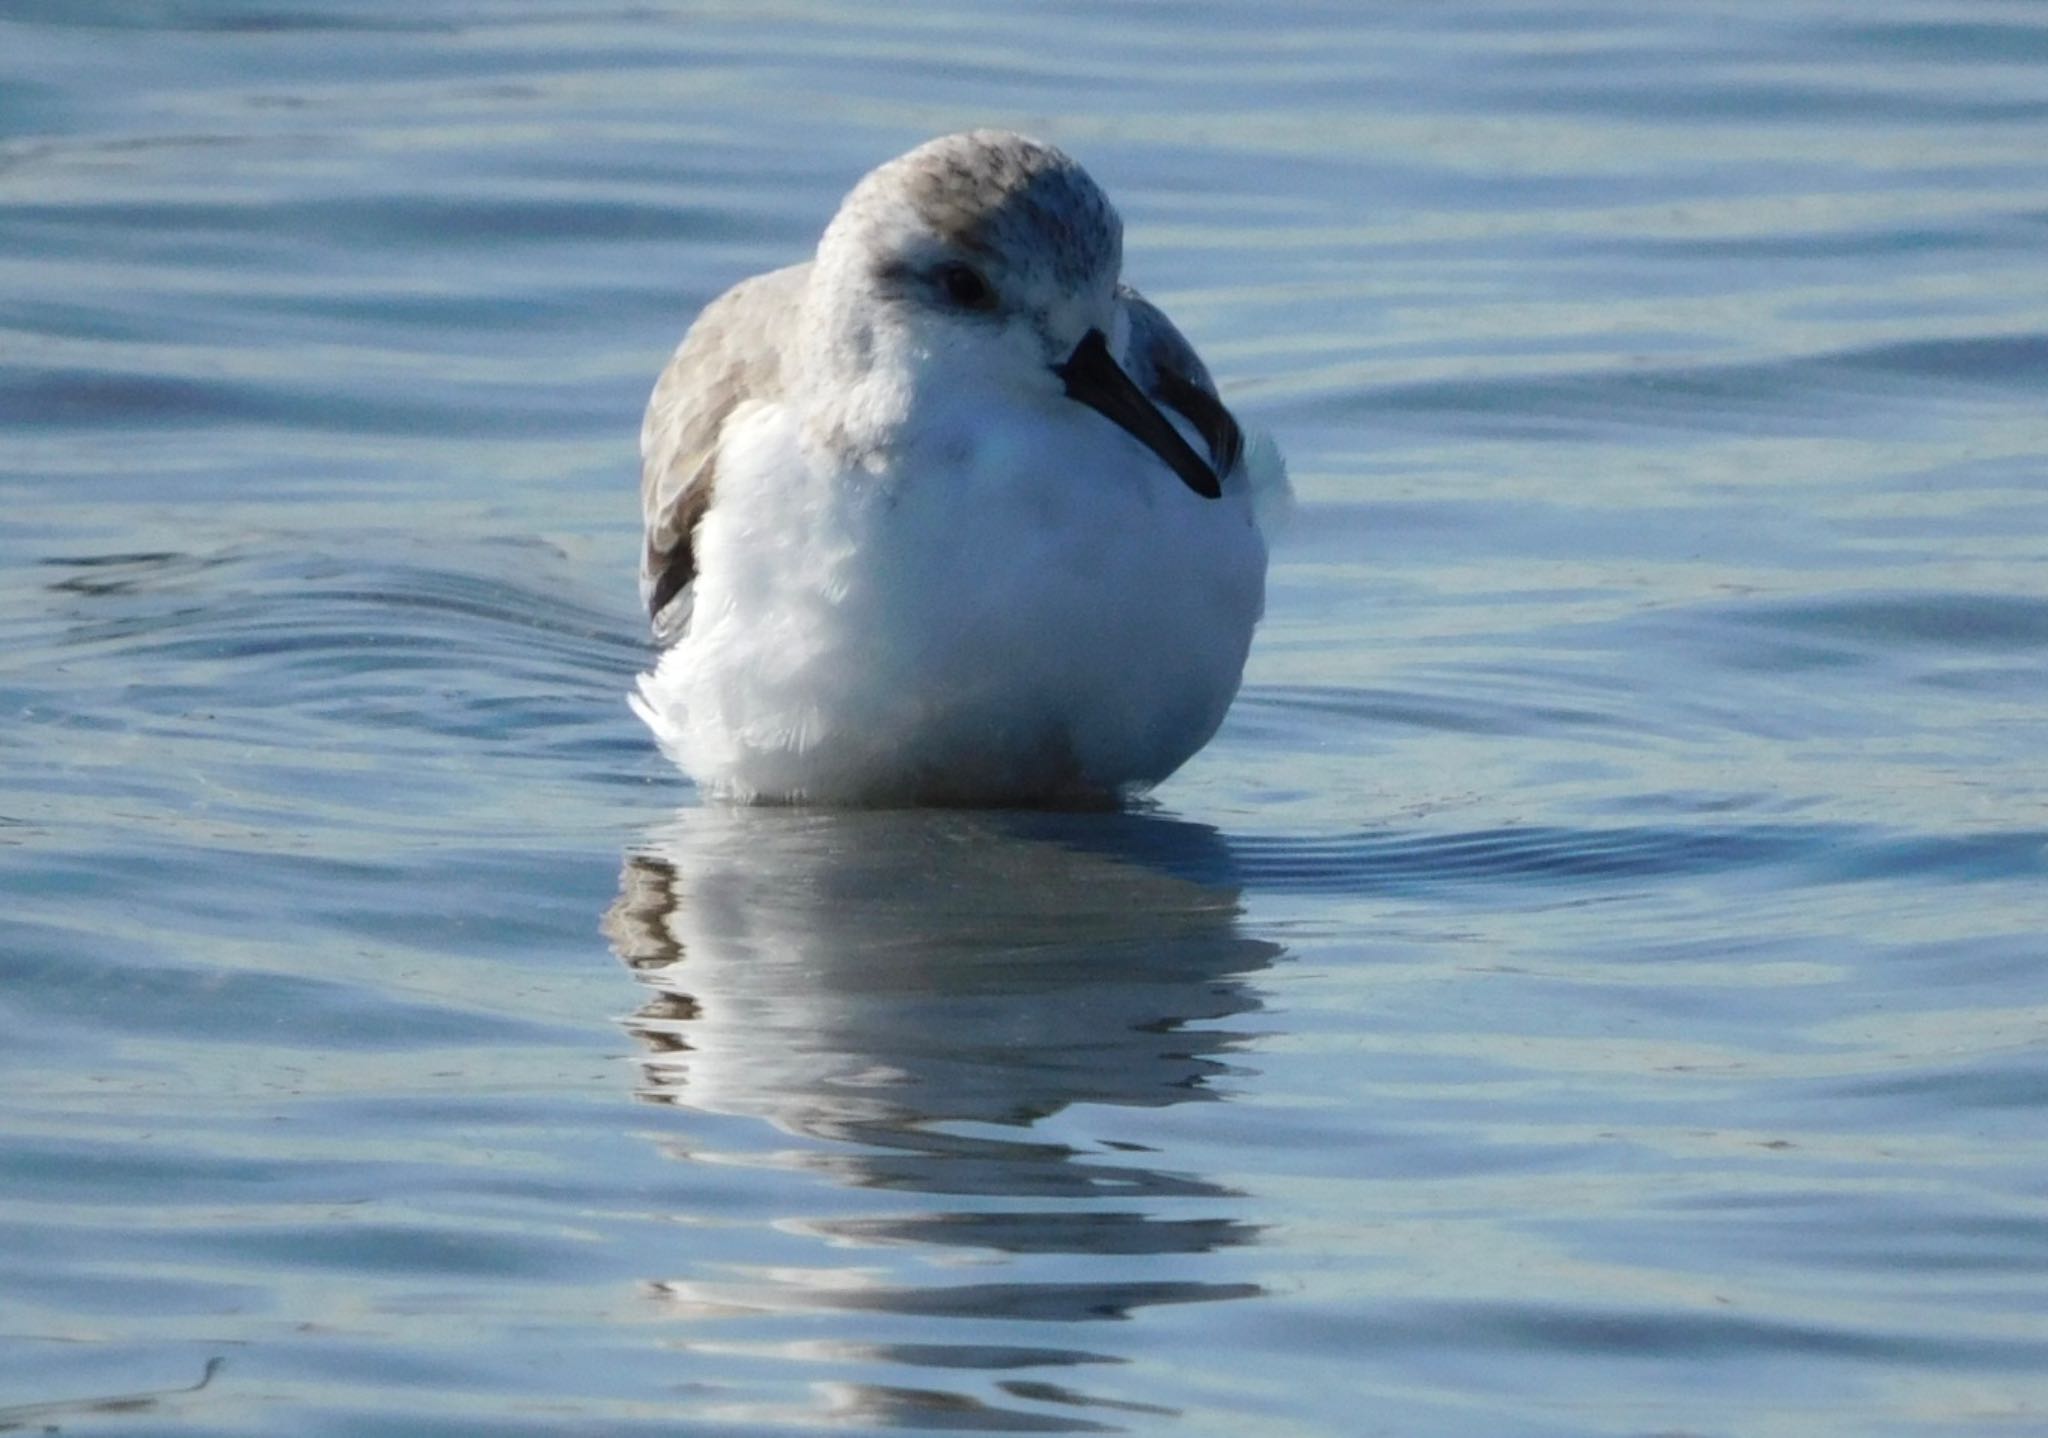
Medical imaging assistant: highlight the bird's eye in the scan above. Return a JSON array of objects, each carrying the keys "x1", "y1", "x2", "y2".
[{"x1": 935, "y1": 262, "x2": 997, "y2": 312}]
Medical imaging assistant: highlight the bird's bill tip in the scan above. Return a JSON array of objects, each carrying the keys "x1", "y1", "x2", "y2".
[{"x1": 1052, "y1": 330, "x2": 1222, "y2": 500}]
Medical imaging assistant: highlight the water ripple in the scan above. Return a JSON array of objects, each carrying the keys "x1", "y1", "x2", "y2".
[
  {"x1": 5, "y1": 2, "x2": 2048, "y2": 1434},
  {"x1": 1222, "y1": 822, "x2": 2047, "y2": 896}
]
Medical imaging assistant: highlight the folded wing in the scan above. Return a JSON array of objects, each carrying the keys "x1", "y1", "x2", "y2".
[
  {"x1": 1118, "y1": 285, "x2": 1244, "y2": 482},
  {"x1": 640, "y1": 264, "x2": 807, "y2": 643}
]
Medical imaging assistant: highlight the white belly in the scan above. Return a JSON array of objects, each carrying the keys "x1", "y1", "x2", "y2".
[{"x1": 634, "y1": 398, "x2": 1272, "y2": 805}]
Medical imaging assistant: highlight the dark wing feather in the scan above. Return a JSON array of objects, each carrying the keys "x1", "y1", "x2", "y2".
[{"x1": 1118, "y1": 285, "x2": 1244, "y2": 482}]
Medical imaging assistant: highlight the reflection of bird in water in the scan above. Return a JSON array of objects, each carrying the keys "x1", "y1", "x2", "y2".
[
  {"x1": 603, "y1": 807, "x2": 1277, "y2": 1169},
  {"x1": 599, "y1": 805, "x2": 1279, "y2": 1413}
]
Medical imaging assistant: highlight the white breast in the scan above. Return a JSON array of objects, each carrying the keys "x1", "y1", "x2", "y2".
[{"x1": 632, "y1": 388, "x2": 1271, "y2": 806}]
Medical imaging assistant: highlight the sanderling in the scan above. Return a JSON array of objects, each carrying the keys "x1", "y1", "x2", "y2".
[{"x1": 631, "y1": 130, "x2": 1287, "y2": 806}]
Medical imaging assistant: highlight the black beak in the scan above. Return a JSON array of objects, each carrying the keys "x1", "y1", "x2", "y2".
[{"x1": 1053, "y1": 329, "x2": 1223, "y2": 500}]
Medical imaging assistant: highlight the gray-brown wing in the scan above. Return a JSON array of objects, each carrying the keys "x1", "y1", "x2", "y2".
[
  {"x1": 640, "y1": 262, "x2": 809, "y2": 642},
  {"x1": 1118, "y1": 285, "x2": 1244, "y2": 480}
]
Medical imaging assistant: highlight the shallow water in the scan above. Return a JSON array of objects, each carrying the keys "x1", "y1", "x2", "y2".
[{"x1": 5, "y1": 3, "x2": 2048, "y2": 1434}]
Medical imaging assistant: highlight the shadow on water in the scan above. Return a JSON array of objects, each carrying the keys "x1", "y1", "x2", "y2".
[{"x1": 601, "y1": 806, "x2": 1277, "y2": 1430}]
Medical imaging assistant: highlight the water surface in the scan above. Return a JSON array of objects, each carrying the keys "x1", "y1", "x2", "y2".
[{"x1": 4, "y1": 3, "x2": 2048, "y2": 1435}]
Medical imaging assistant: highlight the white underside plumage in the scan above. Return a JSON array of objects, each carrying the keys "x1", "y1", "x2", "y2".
[{"x1": 632, "y1": 380, "x2": 1283, "y2": 806}]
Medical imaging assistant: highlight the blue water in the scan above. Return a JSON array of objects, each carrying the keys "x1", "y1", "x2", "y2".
[{"x1": 5, "y1": 3, "x2": 2048, "y2": 1434}]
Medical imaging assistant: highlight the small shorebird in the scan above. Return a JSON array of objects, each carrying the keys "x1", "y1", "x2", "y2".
[{"x1": 632, "y1": 130, "x2": 1285, "y2": 805}]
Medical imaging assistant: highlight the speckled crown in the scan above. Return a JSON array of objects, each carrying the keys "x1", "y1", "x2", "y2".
[{"x1": 836, "y1": 130, "x2": 1122, "y2": 289}]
